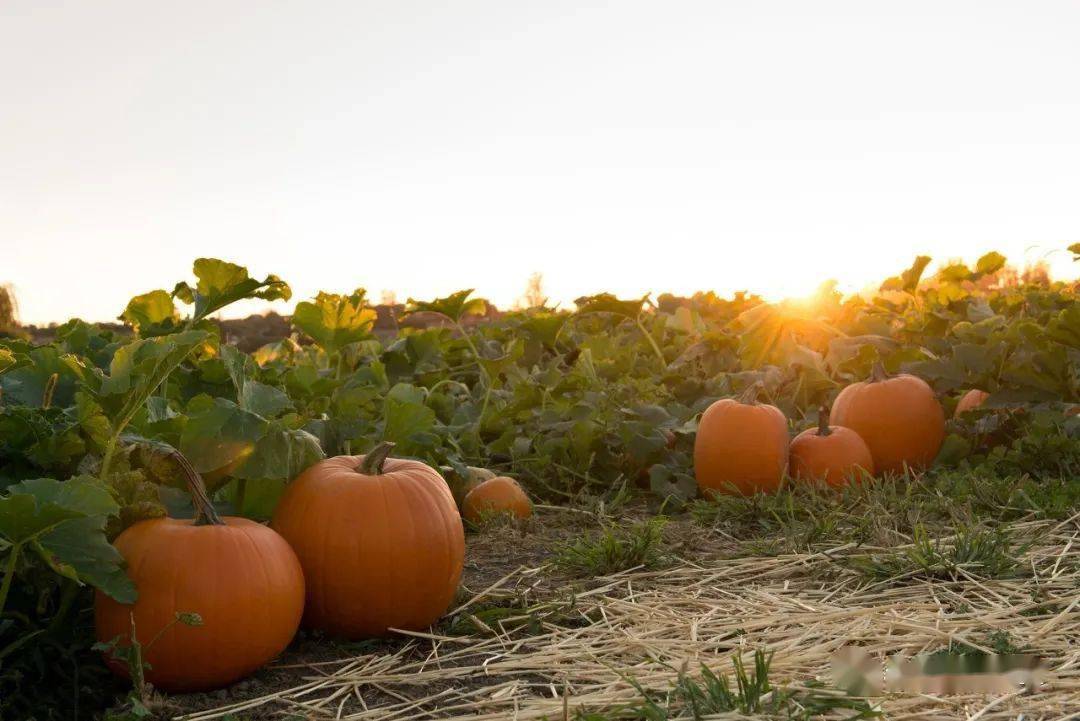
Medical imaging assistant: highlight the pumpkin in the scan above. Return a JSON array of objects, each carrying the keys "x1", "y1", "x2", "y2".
[
  {"x1": 95, "y1": 452, "x2": 304, "y2": 692},
  {"x1": 831, "y1": 364, "x2": 945, "y2": 475},
  {"x1": 789, "y1": 405, "x2": 874, "y2": 487},
  {"x1": 693, "y1": 384, "x2": 789, "y2": 495},
  {"x1": 441, "y1": 464, "x2": 497, "y2": 509},
  {"x1": 955, "y1": 389, "x2": 990, "y2": 417},
  {"x1": 463, "y1": 476, "x2": 533, "y2": 522},
  {"x1": 271, "y1": 443, "x2": 464, "y2": 639}
]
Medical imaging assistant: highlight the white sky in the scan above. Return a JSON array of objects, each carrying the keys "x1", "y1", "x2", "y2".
[{"x1": 2, "y1": 1, "x2": 1078, "y2": 324}]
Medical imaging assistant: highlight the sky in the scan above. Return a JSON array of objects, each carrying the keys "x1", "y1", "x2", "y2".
[{"x1": 2, "y1": 1, "x2": 1079, "y2": 325}]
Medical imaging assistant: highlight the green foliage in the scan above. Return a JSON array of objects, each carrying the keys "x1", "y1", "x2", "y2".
[
  {"x1": 405, "y1": 289, "x2": 487, "y2": 322},
  {"x1": 555, "y1": 517, "x2": 669, "y2": 576},
  {"x1": 571, "y1": 649, "x2": 879, "y2": 720},
  {"x1": 172, "y1": 258, "x2": 291, "y2": 323},
  {"x1": 849, "y1": 524, "x2": 1024, "y2": 582},
  {"x1": 292, "y1": 289, "x2": 377, "y2": 356}
]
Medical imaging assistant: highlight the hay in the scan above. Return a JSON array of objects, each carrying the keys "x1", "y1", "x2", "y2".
[{"x1": 179, "y1": 517, "x2": 1080, "y2": 720}]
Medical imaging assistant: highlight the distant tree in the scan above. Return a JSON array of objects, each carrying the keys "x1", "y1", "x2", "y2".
[
  {"x1": 379, "y1": 289, "x2": 398, "y2": 307},
  {"x1": 518, "y1": 272, "x2": 547, "y2": 310},
  {"x1": 0, "y1": 284, "x2": 17, "y2": 331}
]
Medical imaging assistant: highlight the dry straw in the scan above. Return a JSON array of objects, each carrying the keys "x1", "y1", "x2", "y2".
[{"x1": 179, "y1": 516, "x2": 1079, "y2": 720}]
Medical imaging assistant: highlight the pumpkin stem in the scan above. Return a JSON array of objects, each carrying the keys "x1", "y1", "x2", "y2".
[
  {"x1": 817, "y1": 405, "x2": 832, "y2": 436},
  {"x1": 169, "y1": 448, "x2": 224, "y2": 526},
  {"x1": 737, "y1": 382, "x2": 764, "y2": 405},
  {"x1": 870, "y1": 361, "x2": 890, "y2": 383},
  {"x1": 359, "y1": 441, "x2": 396, "y2": 475}
]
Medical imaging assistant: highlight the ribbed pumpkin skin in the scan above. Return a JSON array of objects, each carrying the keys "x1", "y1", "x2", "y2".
[
  {"x1": 789, "y1": 426, "x2": 874, "y2": 487},
  {"x1": 463, "y1": 477, "x2": 532, "y2": 522},
  {"x1": 955, "y1": 389, "x2": 990, "y2": 417},
  {"x1": 271, "y1": 455, "x2": 464, "y2": 639},
  {"x1": 694, "y1": 399, "x2": 789, "y2": 495},
  {"x1": 94, "y1": 518, "x2": 304, "y2": 692},
  {"x1": 832, "y1": 374, "x2": 944, "y2": 475}
]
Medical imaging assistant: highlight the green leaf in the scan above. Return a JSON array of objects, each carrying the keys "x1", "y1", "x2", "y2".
[
  {"x1": 0, "y1": 477, "x2": 118, "y2": 542},
  {"x1": 573, "y1": 293, "x2": 649, "y2": 319},
  {"x1": 405, "y1": 289, "x2": 487, "y2": 322},
  {"x1": 36, "y1": 515, "x2": 136, "y2": 603},
  {"x1": 119, "y1": 290, "x2": 181, "y2": 336},
  {"x1": 0, "y1": 347, "x2": 86, "y2": 408},
  {"x1": 220, "y1": 344, "x2": 292, "y2": 418},
  {"x1": 880, "y1": 255, "x2": 932, "y2": 293},
  {"x1": 975, "y1": 251, "x2": 1007, "y2": 277},
  {"x1": 382, "y1": 383, "x2": 436, "y2": 453},
  {"x1": 937, "y1": 263, "x2": 972, "y2": 283},
  {"x1": 179, "y1": 397, "x2": 267, "y2": 490},
  {"x1": 173, "y1": 258, "x2": 291, "y2": 322},
  {"x1": 0, "y1": 347, "x2": 18, "y2": 374},
  {"x1": 90, "y1": 330, "x2": 210, "y2": 431},
  {"x1": 519, "y1": 313, "x2": 568, "y2": 347},
  {"x1": 234, "y1": 424, "x2": 324, "y2": 481},
  {"x1": 1069, "y1": 243, "x2": 1080, "y2": 260},
  {"x1": 292, "y1": 290, "x2": 378, "y2": 355}
]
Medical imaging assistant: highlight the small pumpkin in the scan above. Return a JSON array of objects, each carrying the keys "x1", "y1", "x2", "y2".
[
  {"x1": 789, "y1": 405, "x2": 874, "y2": 487},
  {"x1": 440, "y1": 464, "x2": 497, "y2": 508},
  {"x1": 694, "y1": 384, "x2": 789, "y2": 495},
  {"x1": 955, "y1": 389, "x2": 990, "y2": 417},
  {"x1": 95, "y1": 451, "x2": 304, "y2": 692},
  {"x1": 271, "y1": 443, "x2": 464, "y2": 639},
  {"x1": 463, "y1": 476, "x2": 533, "y2": 522},
  {"x1": 831, "y1": 364, "x2": 945, "y2": 475}
]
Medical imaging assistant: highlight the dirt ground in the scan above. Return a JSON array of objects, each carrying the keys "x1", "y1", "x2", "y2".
[{"x1": 149, "y1": 505, "x2": 1079, "y2": 721}]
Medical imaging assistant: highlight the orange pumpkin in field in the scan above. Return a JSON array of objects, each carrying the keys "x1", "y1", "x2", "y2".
[
  {"x1": 955, "y1": 389, "x2": 990, "y2": 417},
  {"x1": 271, "y1": 443, "x2": 464, "y2": 639},
  {"x1": 789, "y1": 406, "x2": 874, "y2": 487},
  {"x1": 95, "y1": 453, "x2": 304, "y2": 692},
  {"x1": 694, "y1": 384, "x2": 789, "y2": 495},
  {"x1": 463, "y1": 476, "x2": 533, "y2": 522},
  {"x1": 831, "y1": 364, "x2": 944, "y2": 475}
]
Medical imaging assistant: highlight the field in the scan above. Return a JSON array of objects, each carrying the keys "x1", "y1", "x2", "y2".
[{"x1": 1, "y1": 251, "x2": 1079, "y2": 720}]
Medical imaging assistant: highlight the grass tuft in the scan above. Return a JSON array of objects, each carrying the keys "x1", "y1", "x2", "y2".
[
  {"x1": 569, "y1": 648, "x2": 879, "y2": 720},
  {"x1": 849, "y1": 524, "x2": 1025, "y2": 582},
  {"x1": 555, "y1": 517, "x2": 669, "y2": 576}
]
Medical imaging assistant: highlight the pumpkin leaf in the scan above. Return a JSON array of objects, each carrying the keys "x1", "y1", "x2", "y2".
[
  {"x1": 880, "y1": 255, "x2": 932, "y2": 293},
  {"x1": 975, "y1": 251, "x2": 1007, "y2": 277},
  {"x1": 119, "y1": 290, "x2": 182, "y2": 337},
  {"x1": 292, "y1": 290, "x2": 378, "y2": 355},
  {"x1": 0, "y1": 477, "x2": 134, "y2": 602},
  {"x1": 234, "y1": 424, "x2": 324, "y2": 482},
  {"x1": 404, "y1": 290, "x2": 487, "y2": 323},
  {"x1": 35, "y1": 515, "x2": 136, "y2": 603},
  {"x1": 573, "y1": 293, "x2": 649, "y2": 320},
  {"x1": 382, "y1": 383, "x2": 437, "y2": 454},
  {"x1": 179, "y1": 396, "x2": 267, "y2": 490},
  {"x1": 172, "y1": 258, "x2": 291, "y2": 322},
  {"x1": 88, "y1": 331, "x2": 210, "y2": 432},
  {"x1": 0, "y1": 347, "x2": 86, "y2": 409}
]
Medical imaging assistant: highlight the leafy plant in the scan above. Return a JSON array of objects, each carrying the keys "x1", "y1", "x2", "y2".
[{"x1": 555, "y1": 517, "x2": 669, "y2": 576}]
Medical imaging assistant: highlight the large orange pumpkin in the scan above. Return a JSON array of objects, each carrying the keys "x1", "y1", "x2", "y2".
[
  {"x1": 95, "y1": 453, "x2": 304, "y2": 692},
  {"x1": 831, "y1": 364, "x2": 945, "y2": 475},
  {"x1": 463, "y1": 476, "x2": 533, "y2": 522},
  {"x1": 954, "y1": 389, "x2": 990, "y2": 417},
  {"x1": 693, "y1": 384, "x2": 789, "y2": 495},
  {"x1": 789, "y1": 406, "x2": 874, "y2": 487},
  {"x1": 271, "y1": 443, "x2": 464, "y2": 638}
]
